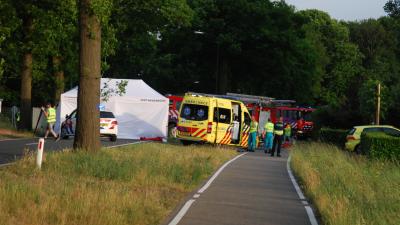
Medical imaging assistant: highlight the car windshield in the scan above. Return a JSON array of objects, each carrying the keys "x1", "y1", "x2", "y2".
[
  {"x1": 180, "y1": 104, "x2": 208, "y2": 121},
  {"x1": 100, "y1": 111, "x2": 115, "y2": 118},
  {"x1": 348, "y1": 128, "x2": 356, "y2": 135}
]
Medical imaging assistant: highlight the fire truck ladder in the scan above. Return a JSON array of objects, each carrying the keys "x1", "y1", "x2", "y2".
[
  {"x1": 227, "y1": 93, "x2": 296, "y2": 106},
  {"x1": 186, "y1": 92, "x2": 274, "y2": 105}
]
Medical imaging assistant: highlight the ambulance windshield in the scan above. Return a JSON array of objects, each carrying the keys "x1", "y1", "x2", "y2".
[{"x1": 181, "y1": 104, "x2": 209, "y2": 121}]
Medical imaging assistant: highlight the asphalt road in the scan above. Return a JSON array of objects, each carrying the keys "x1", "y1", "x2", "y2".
[
  {"x1": 0, "y1": 137, "x2": 139, "y2": 165},
  {"x1": 168, "y1": 149, "x2": 314, "y2": 225}
]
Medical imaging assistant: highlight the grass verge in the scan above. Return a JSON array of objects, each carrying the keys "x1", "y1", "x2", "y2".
[
  {"x1": 0, "y1": 143, "x2": 237, "y2": 225},
  {"x1": 0, "y1": 115, "x2": 33, "y2": 139},
  {"x1": 291, "y1": 142, "x2": 400, "y2": 225}
]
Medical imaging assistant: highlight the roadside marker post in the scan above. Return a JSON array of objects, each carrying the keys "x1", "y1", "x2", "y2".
[{"x1": 36, "y1": 138, "x2": 45, "y2": 169}]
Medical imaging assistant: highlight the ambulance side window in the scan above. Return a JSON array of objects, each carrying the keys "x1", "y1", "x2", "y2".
[
  {"x1": 213, "y1": 107, "x2": 231, "y2": 124},
  {"x1": 244, "y1": 112, "x2": 251, "y2": 126}
]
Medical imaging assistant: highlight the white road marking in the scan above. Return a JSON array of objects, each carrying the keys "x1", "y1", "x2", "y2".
[
  {"x1": 0, "y1": 138, "x2": 33, "y2": 142},
  {"x1": 168, "y1": 199, "x2": 196, "y2": 225},
  {"x1": 168, "y1": 152, "x2": 246, "y2": 225},
  {"x1": 198, "y1": 153, "x2": 247, "y2": 193},
  {"x1": 287, "y1": 155, "x2": 318, "y2": 225},
  {"x1": 25, "y1": 143, "x2": 37, "y2": 146},
  {"x1": 106, "y1": 141, "x2": 147, "y2": 149}
]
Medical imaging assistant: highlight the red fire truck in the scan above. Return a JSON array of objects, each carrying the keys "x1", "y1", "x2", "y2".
[
  {"x1": 166, "y1": 95, "x2": 183, "y2": 137},
  {"x1": 226, "y1": 93, "x2": 315, "y2": 138}
]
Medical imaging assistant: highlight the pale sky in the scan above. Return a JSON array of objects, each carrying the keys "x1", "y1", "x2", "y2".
[{"x1": 284, "y1": 0, "x2": 389, "y2": 21}]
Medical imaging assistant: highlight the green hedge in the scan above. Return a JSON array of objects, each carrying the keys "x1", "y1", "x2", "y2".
[
  {"x1": 319, "y1": 127, "x2": 348, "y2": 147},
  {"x1": 360, "y1": 132, "x2": 400, "y2": 160}
]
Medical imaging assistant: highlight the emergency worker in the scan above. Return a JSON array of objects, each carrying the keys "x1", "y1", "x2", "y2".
[
  {"x1": 284, "y1": 123, "x2": 292, "y2": 144},
  {"x1": 248, "y1": 115, "x2": 258, "y2": 152},
  {"x1": 271, "y1": 117, "x2": 284, "y2": 157},
  {"x1": 262, "y1": 118, "x2": 274, "y2": 154},
  {"x1": 42, "y1": 102, "x2": 59, "y2": 140}
]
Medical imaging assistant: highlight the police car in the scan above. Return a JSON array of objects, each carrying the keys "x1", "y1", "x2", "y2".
[{"x1": 61, "y1": 109, "x2": 118, "y2": 142}]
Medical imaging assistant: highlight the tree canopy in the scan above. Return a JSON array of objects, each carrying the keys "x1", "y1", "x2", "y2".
[{"x1": 1, "y1": 0, "x2": 400, "y2": 128}]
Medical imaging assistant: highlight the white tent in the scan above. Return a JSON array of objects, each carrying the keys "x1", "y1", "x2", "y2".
[{"x1": 56, "y1": 79, "x2": 169, "y2": 139}]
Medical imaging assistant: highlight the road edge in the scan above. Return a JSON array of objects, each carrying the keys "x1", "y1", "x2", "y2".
[{"x1": 287, "y1": 154, "x2": 319, "y2": 225}]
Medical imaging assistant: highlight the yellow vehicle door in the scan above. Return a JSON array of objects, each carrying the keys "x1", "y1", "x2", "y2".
[
  {"x1": 240, "y1": 110, "x2": 252, "y2": 147},
  {"x1": 213, "y1": 101, "x2": 233, "y2": 144}
]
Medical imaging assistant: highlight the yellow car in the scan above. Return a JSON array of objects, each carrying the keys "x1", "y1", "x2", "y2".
[{"x1": 345, "y1": 125, "x2": 400, "y2": 153}]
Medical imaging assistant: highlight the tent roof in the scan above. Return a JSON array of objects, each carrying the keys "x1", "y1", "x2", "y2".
[{"x1": 62, "y1": 79, "x2": 166, "y2": 100}]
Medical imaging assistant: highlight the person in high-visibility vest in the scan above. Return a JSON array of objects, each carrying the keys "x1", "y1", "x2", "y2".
[
  {"x1": 42, "y1": 103, "x2": 59, "y2": 140},
  {"x1": 248, "y1": 115, "x2": 258, "y2": 152},
  {"x1": 262, "y1": 118, "x2": 274, "y2": 154},
  {"x1": 271, "y1": 117, "x2": 284, "y2": 157},
  {"x1": 284, "y1": 123, "x2": 292, "y2": 144}
]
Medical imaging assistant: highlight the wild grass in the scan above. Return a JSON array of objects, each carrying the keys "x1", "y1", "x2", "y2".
[
  {"x1": 0, "y1": 114, "x2": 33, "y2": 139},
  {"x1": 291, "y1": 142, "x2": 400, "y2": 225},
  {"x1": 0, "y1": 143, "x2": 236, "y2": 225}
]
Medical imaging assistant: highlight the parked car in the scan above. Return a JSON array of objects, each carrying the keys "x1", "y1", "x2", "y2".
[
  {"x1": 61, "y1": 110, "x2": 118, "y2": 142},
  {"x1": 345, "y1": 125, "x2": 400, "y2": 153}
]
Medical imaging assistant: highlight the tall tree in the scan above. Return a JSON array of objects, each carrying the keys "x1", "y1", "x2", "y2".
[
  {"x1": 73, "y1": 0, "x2": 107, "y2": 151},
  {"x1": 385, "y1": 0, "x2": 400, "y2": 18},
  {"x1": 14, "y1": 1, "x2": 34, "y2": 130}
]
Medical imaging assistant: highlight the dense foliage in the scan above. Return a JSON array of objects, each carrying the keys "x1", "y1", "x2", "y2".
[
  {"x1": 360, "y1": 132, "x2": 400, "y2": 160},
  {"x1": 1, "y1": 0, "x2": 400, "y2": 129},
  {"x1": 318, "y1": 127, "x2": 348, "y2": 147}
]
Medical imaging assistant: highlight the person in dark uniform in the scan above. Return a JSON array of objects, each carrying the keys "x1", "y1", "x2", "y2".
[{"x1": 271, "y1": 117, "x2": 284, "y2": 157}]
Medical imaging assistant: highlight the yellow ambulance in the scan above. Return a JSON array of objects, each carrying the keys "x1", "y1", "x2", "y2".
[{"x1": 176, "y1": 93, "x2": 252, "y2": 147}]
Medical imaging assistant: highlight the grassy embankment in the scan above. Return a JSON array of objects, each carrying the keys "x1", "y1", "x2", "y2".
[
  {"x1": 0, "y1": 143, "x2": 236, "y2": 225},
  {"x1": 0, "y1": 115, "x2": 32, "y2": 139},
  {"x1": 291, "y1": 142, "x2": 400, "y2": 225}
]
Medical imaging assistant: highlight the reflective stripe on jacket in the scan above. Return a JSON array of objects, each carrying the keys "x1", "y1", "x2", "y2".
[{"x1": 274, "y1": 122, "x2": 284, "y2": 136}]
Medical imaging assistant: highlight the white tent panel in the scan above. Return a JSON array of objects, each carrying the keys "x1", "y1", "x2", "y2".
[{"x1": 56, "y1": 79, "x2": 168, "y2": 140}]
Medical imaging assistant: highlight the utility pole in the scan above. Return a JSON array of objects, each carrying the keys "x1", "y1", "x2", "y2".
[{"x1": 375, "y1": 82, "x2": 381, "y2": 125}]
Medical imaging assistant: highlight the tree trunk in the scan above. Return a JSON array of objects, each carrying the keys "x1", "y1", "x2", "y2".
[
  {"x1": 53, "y1": 56, "x2": 64, "y2": 103},
  {"x1": 73, "y1": 0, "x2": 101, "y2": 151},
  {"x1": 20, "y1": 53, "x2": 32, "y2": 130},
  {"x1": 19, "y1": 17, "x2": 33, "y2": 130}
]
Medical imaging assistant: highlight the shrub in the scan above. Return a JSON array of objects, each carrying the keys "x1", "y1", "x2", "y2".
[
  {"x1": 360, "y1": 132, "x2": 400, "y2": 160},
  {"x1": 319, "y1": 127, "x2": 348, "y2": 147}
]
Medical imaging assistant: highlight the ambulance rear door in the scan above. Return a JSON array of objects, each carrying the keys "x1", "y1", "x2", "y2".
[{"x1": 240, "y1": 107, "x2": 252, "y2": 147}]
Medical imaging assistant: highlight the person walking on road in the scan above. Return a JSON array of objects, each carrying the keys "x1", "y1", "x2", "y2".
[
  {"x1": 248, "y1": 115, "x2": 258, "y2": 152},
  {"x1": 271, "y1": 117, "x2": 284, "y2": 157},
  {"x1": 42, "y1": 102, "x2": 59, "y2": 140},
  {"x1": 262, "y1": 118, "x2": 274, "y2": 154}
]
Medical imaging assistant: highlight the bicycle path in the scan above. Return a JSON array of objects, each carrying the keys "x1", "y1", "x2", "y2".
[{"x1": 168, "y1": 149, "x2": 315, "y2": 225}]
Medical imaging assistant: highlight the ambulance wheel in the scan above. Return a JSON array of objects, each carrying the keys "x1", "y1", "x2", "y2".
[
  {"x1": 110, "y1": 135, "x2": 117, "y2": 142},
  {"x1": 181, "y1": 140, "x2": 193, "y2": 146}
]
